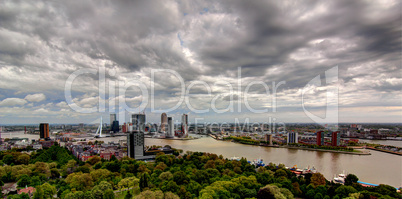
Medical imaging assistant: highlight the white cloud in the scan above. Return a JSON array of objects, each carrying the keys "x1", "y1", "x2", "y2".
[
  {"x1": 0, "y1": 98, "x2": 27, "y2": 107},
  {"x1": 25, "y1": 93, "x2": 46, "y2": 102}
]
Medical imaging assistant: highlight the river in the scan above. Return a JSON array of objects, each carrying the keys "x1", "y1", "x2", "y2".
[{"x1": 3, "y1": 132, "x2": 402, "y2": 188}]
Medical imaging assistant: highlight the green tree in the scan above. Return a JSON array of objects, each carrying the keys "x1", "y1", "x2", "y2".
[
  {"x1": 29, "y1": 176, "x2": 41, "y2": 187},
  {"x1": 349, "y1": 192, "x2": 363, "y2": 199},
  {"x1": 3, "y1": 154, "x2": 14, "y2": 165},
  {"x1": 33, "y1": 186, "x2": 44, "y2": 199},
  {"x1": 315, "y1": 185, "x2": 327, "y2": 196},
  {"x1": 117, "y1": 176, "x2": 139, "y2": 190},
  {"x1": 17, "y1": 175, "x2": 31, "y2": 187},
  {"x1": 139, "y1": 172, "x2": 150, "y2": 191},
  {"x1": 103, "y1": 189, "x2": 115, "y2": 199},
  {"x1": 50, "y1": 168, "x2": 60, "y2": 179},
  {"x1": 314, "y1": 193, "x2": 323, "y2": 199},
  {"x1": 375, "y1": 184, "x2": 399, "y2": 198},
  {"x1": 91, "y1": 181, "x2": 113, "y2": 199},
  {"x1": 310, "y1": 173, "x2": 326, "y2": 188},
  {"x1": 39, "y1": 183, "x2": 57, "y2": 199},
  {"x1": 335, "y1": 185, "x2": 357, "y2": 198},
  {"x1": 159, "y1": 171, "x2": 173, "y2": 182},
  {"x1": 160, "y1": 180, "x2": 179, "y2": 193},
  {"x1": 16, "y1": 154, "x2": 30, "y2": 165},
  {"x1": 90, "y1": 169, "x2": 111, "y2": 184},
  {"x1": 257, "y1": 184, "x2": 286, "y2": 199},
  {"x1": 274, "y1": 169, "x2": 288, "y2": 178},
  {"x1": 87, "y1": 156, "x2": 101, "y2": 165},
  {"x1": 19, "y1": 193, "x2": 30, "y2": 199},
  {"x1": 164, "y1": 192, "x2": 180, "y2": 199},
  {"x1": 124, "y1": 191, "x2": 132, "y2": 199},
  {"x1": 345, "y1": 174, "x2": 359, "y2": 186},
  {"x1": 306, "y1": 190, "x2": 315, "y2": 199},
  {"x1": 65, "y1": 172, "x2": 94, "y2": 191},
  {"x1": 173, "y1": 171, "x2": 189, "y2": 185},
  {"x1": 135, "y1": 190, "x2": 164, "y2": 199},
  {"x1": 33, "y1": 162, "x2": 50, "y2": 178}
]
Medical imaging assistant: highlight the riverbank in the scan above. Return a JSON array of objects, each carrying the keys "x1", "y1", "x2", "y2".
[
  {"x1": 213, "y1": 135, "x2": 371, "y2": 155},
  {"x1": 144, "y1": 135, "x2": 200, "y2": 140},
  {"x1": 365, "y1": 146, "x2": 402, "y2": 156},
  {"x1": 281, "y1": 146, "x2": 371, "y2": 155}
]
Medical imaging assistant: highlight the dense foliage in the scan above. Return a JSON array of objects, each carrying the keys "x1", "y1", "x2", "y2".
[{"x1": 0, "y1": 146, "x2": 400, "y2": 199}]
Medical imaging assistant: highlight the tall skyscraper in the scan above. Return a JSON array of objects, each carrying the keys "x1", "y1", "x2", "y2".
[
  {"x1": 317, "y1": 131, "x2": 325, "y2": 146},
  {"x1": 39, "y1": 123, "x2": 49, "y2": 139},
  {"x1": 167, "y1": 117, "x2": 174, "y2": 138},
  {"x1": 112, "y1": 121, "x2": 119, "y2": 133},
  {"x1": 331, "y1": 131, "x2": 340, "y2": 146},
  {"x1": 264, "y1": 134, "x2": 273, "y2": 145},
  {"x1": 287, "y1": 132, "x2": 298, "y2": 144},
  {"x1": 110, "y1": 114, "x2": 116, "y2": 126},
  {"x1": 127, "y1": 130, "x2": 144, "y2": 158},
  {"x1": 132, "y1": 113, "x2": 146, "y2": 132},
  {"x1": 181, "y1": 114, "x2": 188, "y2": 136},
  {"x1": 122, "y1": 123, "x2": 127, "y2": 133},
  {"x1": 161, "y1": 113, "x2": 167, "y2": 132}
]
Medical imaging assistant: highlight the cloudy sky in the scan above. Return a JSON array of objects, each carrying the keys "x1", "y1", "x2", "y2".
[{"x1": 0, "y1": 0, "x2": 401, "y2": 125}]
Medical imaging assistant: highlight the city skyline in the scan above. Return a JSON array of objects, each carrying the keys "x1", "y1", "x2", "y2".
[{"x1": 0, "y1": 1, "x2": 400, "y2": 124}]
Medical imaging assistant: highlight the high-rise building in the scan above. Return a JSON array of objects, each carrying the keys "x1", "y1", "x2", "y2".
[
  {"x1": 317, "y1": 131, "x2": 325, "y2": 146},
  {"x1": 287, "y1": 132, "x2": 298, "y2": 144},
  {"x1": 167, "y1": 117, "x2": 174, "y2": 138},
  {"x1": 110, "y1": 114, "x2": 116, "y2": 125},
  {"x1": 331, "y1": 131, "x2": 340, "y2": 146},
  {"x1": 127, "y1": 130, "x2": 144, "y2": 159},
  {"x1": 122, "y1": 123, "x2": 127, "y2": 133},
  {"x1": 112, "y1": 121, "x2": 119, "y2": 133},
  {"x1": 132, "y1": 113, "x2": 146, "y2": 132},
  {"x1": 161, "y1": 113, "x2": 167, "y2": 132},
  {"x1": 264, "y1": 134, "x2": 273, "y2": 145},
  {"x1": 39, "y1": 123, "x2": 49, "y2": 139},
  {"x1": 181, "y1": 114, "x2": 188, "y2": 136}
]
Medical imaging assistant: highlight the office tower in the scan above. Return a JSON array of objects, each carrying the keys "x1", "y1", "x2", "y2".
[
  {"x1": 181, "y1": 114, "x2": 188, "y2": 136},
  {"x1": 287, "y1": 132, "x2": 298, "y2": 144},
  {"x1": 127, "y1": 130, "x2": 144, "y2": 158},
  {"x1": 264, "y1": 134, "x2": 273, "y2": 145},
  {"x1": 331, "y1": 131, "x2": 340, "y2": 146},
  {"x1": 161, "y1": 113, "x2": 167, "y2": 132},
  {"x1": 122, "y1": 123, "x2": 127, "y2": 133},
  {"x1": 110, "y1": 114, "x2": 116, "y2": 125},
  {"x1": 39, "y1": 123, "x2": 49, "y2": 139},
  {"x1": 132, "y1": 113, "x2": 146, "y2": 132},
  {"x1": 112, "y1": 121, "x2": 119, "y2": 133},
  {"x1": 317, "y1": 131, "x2": 325, "y2": 146},
  {"x1": 110, "y1": 113, "x2": 117, "y2": 132},
  {"x1": 167, "y1": 117, "x2": 174, "y2": 138}
]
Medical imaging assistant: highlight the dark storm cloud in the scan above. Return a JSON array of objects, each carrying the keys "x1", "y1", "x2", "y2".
[
  {"x1": 0, "y1": 0, "x2": 400, "y2": 123},
  {"x1": 190, "y1": 0, "x2": 401, "y2": 88}
]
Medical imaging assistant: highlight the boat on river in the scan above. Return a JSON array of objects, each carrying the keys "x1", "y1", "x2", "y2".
[
  {"x1": 302, "y1": 166, "x2": 317, "y2": 174},
  {"x1": 248, "y1": 158, "x2": 265, "y2": 167},
  {"x1": 334, "y1": 171, "x2": 346, "y2": 183},
  {"x1": 229, "y1": 156, "x2": 241, "y2": 161}
]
